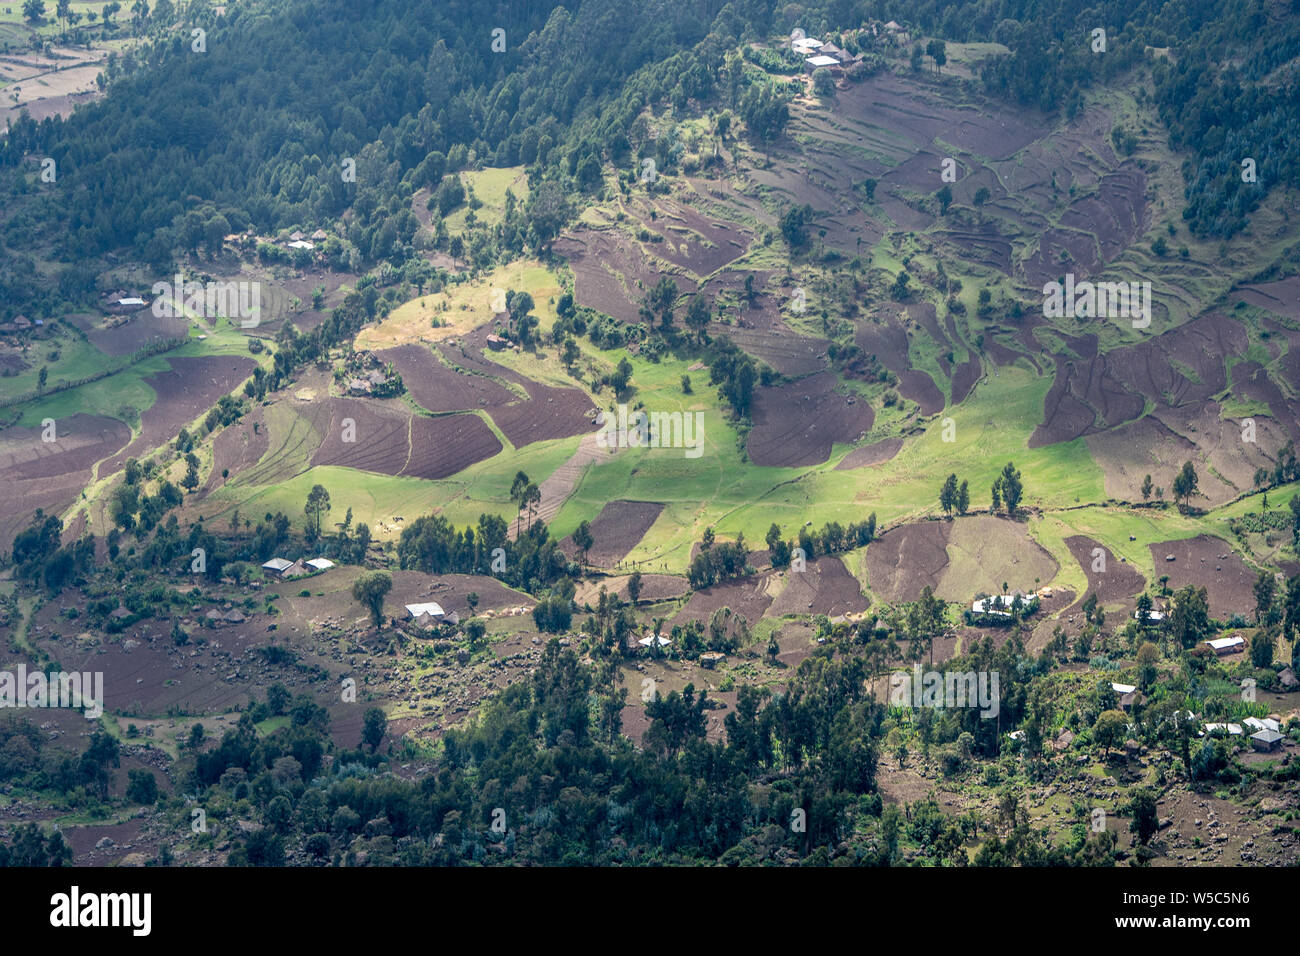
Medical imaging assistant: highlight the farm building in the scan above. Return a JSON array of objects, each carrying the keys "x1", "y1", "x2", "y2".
[
  {"x1": 1243, "y1": 717, "x2": 1280, "y2": 733},
  {"x1": 1133, "y1": 609, "x2": 1165, "y2": 623},
  {"x1": 486, "y1": 334, "x2": 508, "y2": 350},
  {"x1": 281, "y1": 560, "x2": 310, "y2": 578},
  {"x1": 1250, "y1": 729, "x2": 1283, "y2": 752},
  {"x1": 1205, "y1": 635, "x2": 1246, "y2": 656},
  {"x1": 638, "y1": 634, "x2": 672, "y2": 647},
  {"x1": 972, "y1": 592, "x2": 1031, "y2": 615},
  {"x1": 405, "y1": 602, "x2": 446, "y2": 619},
  {"x1": 204, "y1": 608, "x2": 247, "y2": 626},
  {"x1": 1109, "y1": 681, "x2": 1143, "y2": 710},
  {"x1": 306, "y1": 558, "x2": 335, "y2": 572},
  {"x1": 805, "y1": 54, "x2": 840, "y2": 71},
  {"x1": 261, "y1": 557, "x2": 309, "y2": 578},
  {"x1": 1203, "y1": 723, "x2": 1244, "y2": 736},
  {"x1": 287, "y1": 240, "x2": 315, "y2": 250},
  {"x1": 791, "y1": 36, "x2": 822, "y2": 54}
]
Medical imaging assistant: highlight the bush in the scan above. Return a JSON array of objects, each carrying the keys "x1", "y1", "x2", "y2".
[
  {"x1": 126, "y1": 769, "x2": 159, "y2": 805},
  {"x1": 532, "y1": 595, "x2": 572, "y2": 633}
]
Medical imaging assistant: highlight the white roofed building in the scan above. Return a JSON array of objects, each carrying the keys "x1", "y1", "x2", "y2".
[
  {"x1": 1205, "y1": 636, "x2": 1246, "y2": 655},
  {"x1": 405, "y1": 602, "x2": 446, "y2": 619}
]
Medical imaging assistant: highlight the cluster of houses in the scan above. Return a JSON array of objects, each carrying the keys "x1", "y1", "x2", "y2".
[
  {"x1": 344, "y1": 349, "x2": 400, "y2": 396},
  {"x1": 261, "y1": 556, "x2": 335, "y2": 579},
  {"x1": 203, "y1": 607, "x2": 247, "y2": 627},
  {"x1": 791, "y1": 34, "x2": 864, "y2": 74},
  {"x1": 1202, "y1": 716, "x2": 1287, "y2": 753},
  {"x1": 284, "y1": 229, "x2": 328, "y2": 251},
  {"x1": 221, "y1": 228, "x2": 329, "y2": 255},
  {"x1": 0, "y1": 314, "x2": 43, "y2": 336},
  {"x1": 1104, "y1": 684, "x2": 1292, "y2": 753},
  {"x1": 788, "y1": 19, "x2": 910, "y2": 74}
]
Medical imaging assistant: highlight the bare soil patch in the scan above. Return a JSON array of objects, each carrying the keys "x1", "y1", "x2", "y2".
[
  {"x1": 766, "y1": 556, "x2": 871, "y2": 618},
  {"x1": 86, "y1": 310, "x2": 190, "y2": 357},
  {"x1": 1065, "y1": 535, "x2": 1146, "y2": 607},
  {"x1": 559, "y1": 500, "x2": 664, "y2": 568},
  {"x1": 1147, "y1": 535, "x2": 1259, "y2": 620},
  {"x1": 0, "y1": 413, "x2": 130, "y2": 548},
  {"x1": 865, "y1": 521, "x2": 952, "y2": 603},
  {"x1": 747, "y1": 370, "x2": 873, "y2": 466},
  {"x1": 204, "y1": 407, "x2": 269, "y2": 493},
  {"x1": 1032, "y1": 313, "x2": 1244, "y2": 448},
  {"x1": 673, "y1": 575, "x2": 774, "y2": 628},
  {"x1": 309, "y1": 397, "x2": 501, "y2": 479},
  {"x1": 103, "y1": 355, "x2": 257, "y2": 474},
  {"x1": 835, "y1": 436, "x2": 903, "y2": 470}
]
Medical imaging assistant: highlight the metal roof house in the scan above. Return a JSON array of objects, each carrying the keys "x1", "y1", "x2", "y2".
[
  {"x1": 405, "y1": 602, "x2": 446, "y2": 618},
  {"x1": 1205, "y1": 635, "x2": 1246, "y2": 655},
  {"x1": 1250, "y1": 729, "x2": 1283, "y2": 752}
]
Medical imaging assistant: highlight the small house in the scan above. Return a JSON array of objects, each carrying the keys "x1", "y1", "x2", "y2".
[
  {"x1": 109, "y1": 606, "x2": 131, "y2": 621},
  {"x1": 348, "y1": 378, "x2": 372, "y2": 396},
  {"x1": 791, "y1": 36, "x2": 822, "y2": 55},
  {"x1": 637, "y1": 634, "x2": 672, "y2": 648},
  {"x1": 306, "y1": 558, "x2": 335, "y2": 572},
  {"x1": 700, "y1": 651, "x2": 726, "y2": 668},
  {"x1": 972, "y1": 592, "x2": 1031, "y2": 616},
  {"x1": 1133, "y1": 609, "x2": 1165, "y2": 624},
  {"x1": 1279, "y1": 667, "x2": 1298, "y2": 690},
  {"x1": 1243, "y1": 717, "x2": 1280, "y2": 733},
  {"x1": 1118, "y1": 690, "x2": 1143, "y2": 711},
  {"x1": 405, "y1": 602, "x2": 446, "y2": 620},
  {"x1": 12, "y1": 315, "x2": 31, "y2": 330},
  {"x1": 280, "y1": 560, "x2": 309, "y2": 578},
  {"x1": 805, "y1": 54, "x2": 840, "y2": 72},
  {"x1": 1203, "y1": 722, "x2": 1244, "y2": 737},
  {"x1": 261, "y1": 558, "x2": 293, "y2": 574},
  {"x1": 289, "y1": 231, "x2": 305, "y2": 242},
  {"x1": 310, "y1": 229, "x2": 328, "y2": 242},
  {"x1": 1250, "y1": 729, "x2": 1283, "y2": 752},
  {"x1": 486, "y1": 334, "x2": 507, "y2": 350},
  {"x1": 1205, "y1": 635, "x2": 1246, "y2": 656}
]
